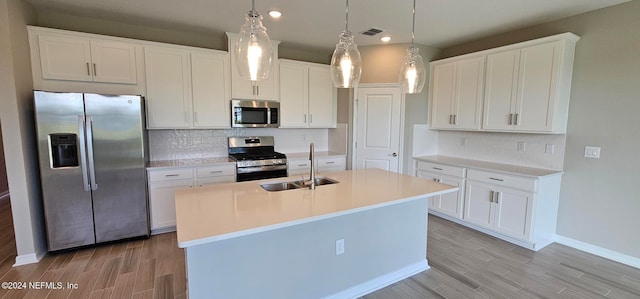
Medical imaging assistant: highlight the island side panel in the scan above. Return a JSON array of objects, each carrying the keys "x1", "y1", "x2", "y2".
[{"x1": 184, "y1": 197, "x2": 429, "y2": 299}]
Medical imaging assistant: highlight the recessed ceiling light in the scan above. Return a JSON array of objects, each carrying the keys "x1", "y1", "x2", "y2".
[
  {"x1": 268, "y1": 10, "x2": 282, "y2": 18},
  {"x1": 380, "y1": 36, "x2": 391, "y2": 42}
]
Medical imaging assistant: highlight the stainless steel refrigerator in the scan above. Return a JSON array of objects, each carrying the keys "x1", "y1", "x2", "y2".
[{"x1": 34, "y1": 91, "x2": 149, "y2": 251}]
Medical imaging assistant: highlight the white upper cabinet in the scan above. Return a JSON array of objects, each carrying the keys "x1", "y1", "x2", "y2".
[
  {"x1": 226, "y1": 33, "x2": 280, "y2": 101},
  {"x1": 483, "y1": 39, "x2": 576, "y2": 133},
  {"x1": 190, "y1": 50, "x2": 231, "y2": 128},
  {"x1": 429, "y1": 56, "x2": 484, "y2": 130},
  {"x1": 38, "y1": 34, "x2": 137, "y2": 84},
  {"x1": 279, "y1": 59, "x2": 337, "y2": 128},
  {"x1": 145, "y1": 46, "x2": 231, "y2": 129},
  {"x1": 428, "y1": 33, "x2": 579, "y2": 134},
  {"x1": 145, "y1": 46, "x2": 192, "y2": 128}
]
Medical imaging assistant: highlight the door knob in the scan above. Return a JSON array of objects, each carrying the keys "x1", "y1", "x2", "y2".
[{"x1": 391, "y1": 153, "x2": 398, "y2": 157}]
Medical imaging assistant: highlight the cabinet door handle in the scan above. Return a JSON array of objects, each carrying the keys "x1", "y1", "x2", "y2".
[
  {"x1": 304, "y1": 114, "x2": 307, "y2": 123},
  {"x1": 86, "y1": 63, "x2": 91, "y2": 76},
  {"x1": 93, "y1": 63, "x2": 97, "y2": 76},
  {"x1": 514, "y1": 113, "x2": 519, "y2": 126},
  {"x1": 209, "y1": 170, "x2": 223, "y2": 174},
  {"x1": 453, "y1": 114, "x2": 457, "y2": 125},
  {"x1": 508, "y1": 114, "x2": 513, "y2": 125},
  {"x1": 194, "y1": 112, "x2": 198, "y2": 123},
  {"x1": 495, "y1": 192, "x2": 500, "y2": 204},
  {"x1": 489, "y1": 177, "x2": 504, "y2": 182},
  {"x1": 449, "y1": 114, "x2": 453, "y2": 124},
  {"x1": 326, "y1": 161, "x2": 335, "y2": 164},
  {"x1": 309, "y1": 114, "x2": 313, "y2": 123},
  {"x1": 298, "y1": 164, "x2": 308, "y2": 167},
  {"x1": 256, "y1": 85, "x2": 259, "y2": 95},
  {"x1": 489, "y1": 190, "x2": 494, "y2": 203},
  {"x1": 165, "y1": 174, "x2": 180, "y2": 177},
  {"x1": 433, "y1": 167, "x2": 443, "y2": 171}
]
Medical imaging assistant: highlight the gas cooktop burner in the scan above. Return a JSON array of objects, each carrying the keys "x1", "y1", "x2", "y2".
[{"x1": 229, "y1": 151, "x2": 287, "y2": 161}]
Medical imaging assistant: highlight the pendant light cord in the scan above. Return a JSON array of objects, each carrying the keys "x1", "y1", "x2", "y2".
[
  {"x1": 411, "y1": 0, "x2": 416, "y2": 46},
  {"x1": 345, "y1": 0, "x2": 350, "y2": 32}
]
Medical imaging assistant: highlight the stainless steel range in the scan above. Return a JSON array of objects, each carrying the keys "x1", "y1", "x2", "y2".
[{"x1": 228, "y1": 136, "x2": 288, "y2": 182}]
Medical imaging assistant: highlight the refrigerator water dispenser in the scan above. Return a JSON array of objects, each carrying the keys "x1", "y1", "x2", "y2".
[{"x1": 49, "y1": 133, "x2": 79, "y2": 168}]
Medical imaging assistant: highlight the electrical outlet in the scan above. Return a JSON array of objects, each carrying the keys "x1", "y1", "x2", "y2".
[
  {"x1": 584, "y1": 146, "x2": 601, "y2": 159},
  {"x1": 545, "y1": 144, "x2": 555, "y2": 154},
  {"x1": 335, "y1": 239, "x2": 345, "y2": 256},
  {"x1": 460, "y1": 138, "x2": 467, "y2": 147},
  {"x1": 517, "y1": 142, "x2": 526, "y2": 152}
]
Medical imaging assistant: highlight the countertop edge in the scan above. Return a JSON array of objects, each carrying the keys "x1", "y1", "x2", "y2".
[
  {"x1": 413, "y1": 155, "x2": 563, "y2": 178},
  {"x1": 177, "y1": 186, "x2": 457, "y2": 248}
]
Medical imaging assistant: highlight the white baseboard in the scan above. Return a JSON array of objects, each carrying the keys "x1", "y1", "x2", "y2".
[
  {"x1": 13, "y1": 250, "x2": 45, "y2": 267},
  {"x1": 555, "y1": 235, "x2": 640, "y2": 269},
  {"x1": 322, "y1": 260, "x2": 430, "y2": 299}
]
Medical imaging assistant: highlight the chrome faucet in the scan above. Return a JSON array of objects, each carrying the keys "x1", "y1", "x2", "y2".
[{"x1": 308, "y1": 142, "x2": 316, "y2": 190}]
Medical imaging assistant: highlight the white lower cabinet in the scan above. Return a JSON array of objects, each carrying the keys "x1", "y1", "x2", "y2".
[
  {"x1": 464, "y1": 180, "x2": 533, "y2": 241},
  {"x1": 415, "y1": 159, "x2": 561, "y2": 251},
  {"x1": 416, "y1": 161, "x2": 465, "y2": 219},
  {"x1": 287, "y1": 156, "x2": 346, "y2": 176},
  {"x1": 147, "y1": 164, "x2": 235, "y2": 233}
]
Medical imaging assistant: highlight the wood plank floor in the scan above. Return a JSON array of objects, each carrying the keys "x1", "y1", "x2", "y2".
[{"x1": 1, "y1": 196, "x2": 639, "y2": 298}]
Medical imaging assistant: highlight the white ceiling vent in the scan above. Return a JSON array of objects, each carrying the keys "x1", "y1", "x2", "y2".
[{"x1": 360, "y1": 28, "x2": 384, "y2": 37}]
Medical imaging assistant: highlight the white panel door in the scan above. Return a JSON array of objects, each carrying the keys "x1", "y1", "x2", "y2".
[
  {"x1": 483, "y1": 49, "x2": 520, "y2": 130},
  {"x1": 515, "y1": 41, "x2": 560, "y2": 131},
  {"x1": 279, "y1": 62, "x2": 309, "y2": 127},
  {"x1": 90, "y1": 40, "x2": 137, "y2": 84},
  {"x1": 454, "y1": 57, "x2": 484, "y2": 130},
  {"x1": 38, "y1": 34, "x2": 93, "y2": 82},
  {"x1": 429, "y1": 62, "x2": 456, "y2": 129},
  {"x1": 463, "y1": 181, "x2": 494, "y2": 229},
  {"x1": 191, "y1": 51, "x2": 231, "y2": 128},
  {"x1": 308, "y1": 65, "x2": 336, "y2": 128},
  {"x1": 144, "y1": 46, "x2": 192, "y2": 128},
  {"x1": 355, "y1": 86, "x2": 402, "y2": 172},
  {"x1": 494, "y1": 188, "x2": 533, "y2": 241}
]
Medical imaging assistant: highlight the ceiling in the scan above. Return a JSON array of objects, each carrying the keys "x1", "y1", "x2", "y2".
[{"x1": 24, "y1": 0, "x2": 629, "y2": 52}]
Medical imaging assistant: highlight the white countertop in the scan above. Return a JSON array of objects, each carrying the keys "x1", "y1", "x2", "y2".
[
  {"x1": 174, "y1": 168, "x2": 457, "y2": 248},
  {"x1": 413, "y1": 155, "x2": 562, "y2": 178},
  {"x1": 147, "y1": 157, "x2": 235, "y2": 169}
]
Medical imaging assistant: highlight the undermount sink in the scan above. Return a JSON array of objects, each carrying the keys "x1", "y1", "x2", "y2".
[{"x1": 260, "y1": 177, "x2": 339, "y2": 192}]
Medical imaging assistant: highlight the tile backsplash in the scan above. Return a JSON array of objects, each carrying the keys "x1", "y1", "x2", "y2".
[
  {"x1": 148, "y1": 128, "x2": 331, "y2": 161},
  {"x1": 436, "y1": 131, "x2": 566, "y2": 170}
]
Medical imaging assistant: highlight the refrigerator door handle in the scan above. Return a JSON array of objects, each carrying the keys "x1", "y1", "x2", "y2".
[
  {"x1": 78, "y1": 115, "x2": 91, "y2": 192},
  {"x1": 86, "y1": 116, "x2": 98, "y2": 190}
]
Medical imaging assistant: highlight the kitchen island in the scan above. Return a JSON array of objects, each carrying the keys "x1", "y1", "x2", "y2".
[{"x1": 175, "y1": 168, "x2": 457, "y2": 299}]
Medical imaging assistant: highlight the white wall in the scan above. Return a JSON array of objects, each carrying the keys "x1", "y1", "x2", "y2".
[
  {"x1": 0, "y1": 0, "x2": 46, "y2": 264},
  {"x1": 439, "y1": 1, "x2": 640, "y2": 259}
]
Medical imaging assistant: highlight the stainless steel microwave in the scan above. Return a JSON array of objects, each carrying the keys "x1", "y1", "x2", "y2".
[{"x1": 231, "y1": 99, "x2": 280, "y2": 128}]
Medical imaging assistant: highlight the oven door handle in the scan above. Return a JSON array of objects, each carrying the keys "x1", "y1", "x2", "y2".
[{"x1": 236, "y1": 164, "x2": 288, "y2": 174}]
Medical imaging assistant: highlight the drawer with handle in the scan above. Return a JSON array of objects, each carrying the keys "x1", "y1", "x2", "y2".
[
  {"x1": 148, "y1": 168, "x2": 194, "y2": 182},
  {"x1": 467, "y1": 169, "x2": 536, "y2": 191},
  {"x1": 196, "y1": 165, "x2": 236, "y2": 178},
  {"x1": 416, "y1": 161, "x2": 465, "y2": 178}
]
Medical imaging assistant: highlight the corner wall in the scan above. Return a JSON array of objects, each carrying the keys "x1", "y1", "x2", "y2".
[
  {"x1": 439, "y1": 1, "x2": 640, "y2": 260},
  {"x1": 0, "y1": 0, "x2": 46, "y2": 264}
]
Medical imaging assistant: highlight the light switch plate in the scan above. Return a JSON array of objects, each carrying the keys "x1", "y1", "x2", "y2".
[
  {"x1": 584, "y1": 146, "x2": 601, "y2": 159},
  {"x1": 517, "y1": 142, "x2": 526, "y2": 152}
]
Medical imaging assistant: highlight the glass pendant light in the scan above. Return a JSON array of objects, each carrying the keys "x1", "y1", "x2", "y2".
[
  {"x1": 399, "y1": 0, "x2": 426, "y2": 94},
  {"x1": 236, "y1": 0, "x2": 273, "y2": 81},
  {"x1": 330, "y1": 0, "x2": 362, "y2": 88}
]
